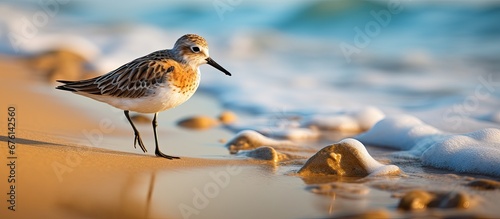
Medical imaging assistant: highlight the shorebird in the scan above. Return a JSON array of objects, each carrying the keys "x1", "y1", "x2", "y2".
[{"x1": 56, "y1": 34, "x2": 232, "y2": 159}]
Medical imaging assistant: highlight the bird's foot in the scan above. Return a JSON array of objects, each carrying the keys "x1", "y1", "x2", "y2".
[
  {"x1": 155, "y1": 150, "x2": 180, "y2": 160},
  {"x1": 133, "y1": 132, "x2": 148, "y2": 153}
]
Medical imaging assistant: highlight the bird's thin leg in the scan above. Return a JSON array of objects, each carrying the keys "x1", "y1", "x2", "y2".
[
  {"x1": 124, "y1": 110, "x2": 148, "y2": 153},
  {"x1": 152, "y1": 113, "x2": 180, "y2": 159}
]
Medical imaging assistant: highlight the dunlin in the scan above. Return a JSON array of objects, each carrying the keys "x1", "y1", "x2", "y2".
[{"x1": 56, "y1": 34, "x2": 232, "y2": 159}]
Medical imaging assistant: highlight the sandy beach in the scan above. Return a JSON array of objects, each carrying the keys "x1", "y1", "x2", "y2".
[
  {"x1": 0, "y1": 55, "x2": 248, "y2": 218},
  {"x1": 2, "y1": 1, "x2": 500, "y2": 218},
  {"x1": 1, "y1": 52, "x2": 499, "y2": 219}
]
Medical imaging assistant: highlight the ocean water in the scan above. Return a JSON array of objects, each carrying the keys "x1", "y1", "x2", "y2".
[{"x1": 1, "y1": 0, "x2": 500, "y2": 176}]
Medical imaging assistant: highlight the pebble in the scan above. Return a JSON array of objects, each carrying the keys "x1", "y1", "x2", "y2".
[{"x1": 177, "y1": 115, "x2": 219, "y2": 129}]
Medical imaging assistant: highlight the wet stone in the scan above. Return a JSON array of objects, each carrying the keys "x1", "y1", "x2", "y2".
[
  {"x1": 218, "y1": 110, "x2": 237, "y2": 125},
  {"x1": 177, "y1": 115, "x2": 219, "y2": 130},
  {"x1": 398, "y1": 190, "x2": 473, "y2": 211},
  {"x1": 225, "y1": 130, "x2": 295, "y2": 154},
  {"x1": 466, "y1": 179, "x2": 500, "y2": 190},
  {"x1": 237, "y1": 146, "x2": 288, "y2": 163},
  {"x1": 298, "y1": 138, "x2": 400, "y2": 177}
]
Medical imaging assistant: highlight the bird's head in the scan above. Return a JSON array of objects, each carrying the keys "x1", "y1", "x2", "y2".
[{"x1": 174, "y1": 34, "x2": 231, "y2": 76}]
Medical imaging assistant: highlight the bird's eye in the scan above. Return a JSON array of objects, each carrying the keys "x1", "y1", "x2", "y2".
[{"x1": 191, "y1": 46, "x2": 200, "y2": 53}]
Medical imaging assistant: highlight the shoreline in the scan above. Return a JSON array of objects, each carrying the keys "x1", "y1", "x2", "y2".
[
  {"x1": 0, "y1": 55, "x2": 256, "y2": 218},
  {"x1": 1, "y1": 54, "x2": 500, "y2": 219}
]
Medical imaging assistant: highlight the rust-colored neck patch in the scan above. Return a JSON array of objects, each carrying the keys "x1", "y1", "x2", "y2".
[{"x1": 167, "y1": 64, "x2": 199, "y2": 95}]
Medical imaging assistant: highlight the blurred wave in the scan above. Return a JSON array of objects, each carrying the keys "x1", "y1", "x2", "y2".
[{"x1": 1, "y1": 0, "x2": 499, "y2": 120}]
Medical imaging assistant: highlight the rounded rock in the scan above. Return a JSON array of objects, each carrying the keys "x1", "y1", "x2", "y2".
[{"x1": 177, "y1": 115, "x2": 219, "y2": 129}]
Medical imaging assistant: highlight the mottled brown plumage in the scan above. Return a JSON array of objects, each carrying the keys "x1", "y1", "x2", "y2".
[{"x1": 58, "y1": 50, "x2": 190, "y2": 99}]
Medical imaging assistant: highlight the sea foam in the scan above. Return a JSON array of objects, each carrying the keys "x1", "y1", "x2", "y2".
[{"x1": 357, "y1": 115, "x2": 500, "y2": 177}]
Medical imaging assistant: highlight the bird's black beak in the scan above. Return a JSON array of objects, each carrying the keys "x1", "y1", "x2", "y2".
[{"x1": 206, "y1": 57, "x2": 232, "y2": 76}]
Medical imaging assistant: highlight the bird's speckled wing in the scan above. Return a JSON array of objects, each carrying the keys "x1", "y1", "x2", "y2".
[{"x1": 56, "y1": 50, "x2": 180, "y2": 98}]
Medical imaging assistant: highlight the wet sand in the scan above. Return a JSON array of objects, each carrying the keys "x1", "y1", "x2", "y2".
[
  {"x1": 1, "y1": 54, "x2": 499, "y2": 219},
  {"x1": 0, "y1": 55, "x2": 251, "y2": 218}
]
